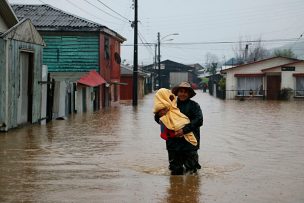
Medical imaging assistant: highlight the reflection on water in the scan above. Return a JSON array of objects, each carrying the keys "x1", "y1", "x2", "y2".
[
  {"x1": 165, "y1": 175, "x2": 201, "y2": 203},
  {"x1": 1, "y1": 91, "x2": 304, "y2": 202}
]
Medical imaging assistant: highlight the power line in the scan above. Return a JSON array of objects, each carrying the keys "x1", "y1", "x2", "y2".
[
  {"x1": 82, "y1": 0, "x2": 130, "y2": 23},
  {"x1": 62, "y1": 0, "x2": 114, "y2": 23},
  {"x1": 138, "y1": 31, "x2": 154, "y2": 55},
  {"x1": 38, "y1": 0, "x2": 47, "y2": 4},
  {"x1": 94, "y1": 0, "x2": 131, "y2": 23},
  {"x1": 121, "y1": 38, "x2": 299, "y2": 46}
]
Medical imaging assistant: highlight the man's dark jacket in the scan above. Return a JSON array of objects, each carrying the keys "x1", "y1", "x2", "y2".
[{"x1": 155, "y1": 98, "x2": 203, "y2": 151}]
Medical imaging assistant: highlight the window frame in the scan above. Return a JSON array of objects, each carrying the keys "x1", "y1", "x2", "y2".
[
  {"x1": 295, "y1": 76, "x2": 304, "y2": 97},
  {"x1": 236, "y1": 76, "x2": 264, "y2": 97}
]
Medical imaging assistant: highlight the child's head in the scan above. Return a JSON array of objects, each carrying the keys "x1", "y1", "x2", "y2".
[
  {"x1": 153, "y1": 88, "x2": 177, "y2": 113},
  {"x1": 169, "y1": 94, "x2": 175, "y2": 101}
]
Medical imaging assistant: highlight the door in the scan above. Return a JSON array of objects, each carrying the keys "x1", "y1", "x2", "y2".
[
  {"x1": 17, "y1": 52, "x2": 33, "y2": 124},
  {"x1": 267, "y1": 75, "x2": 281, "y2": 100},
  {"x1": 82, "y1": 88, "x2": 87, "y2": 112}
]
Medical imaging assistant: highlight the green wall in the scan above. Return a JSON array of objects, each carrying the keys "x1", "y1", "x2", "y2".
[{"x1": 43, "y1": 35, "x2": 99, "y2": 72}]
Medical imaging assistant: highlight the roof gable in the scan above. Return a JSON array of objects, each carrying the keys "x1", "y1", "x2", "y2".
[
  {"x1": 0, "y1": 0, "x2": 18, "y2": 30},
  {"x1": 222, "y1": 56, "x2": 299, "y2": 73},
  {"x1": 1, "y1": 18, "x2": 45, "y2": 46},
  {"x1": 142, "y1": 60, "x2": 194, "y2": 72},
  {"x1": 262, "y1": 60, "x2": 304, "y2": 72},
  {"x1": 162, "y1": 60, "x2": 194, "y2": 70}
]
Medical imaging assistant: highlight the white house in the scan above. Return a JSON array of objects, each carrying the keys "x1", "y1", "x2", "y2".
[{"x1": 221, "y1": 56, "x2": 304, "y2": 100}]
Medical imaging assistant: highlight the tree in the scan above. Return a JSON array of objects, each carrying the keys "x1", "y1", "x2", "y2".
[
  {"x1": 273, "y1": 48, "x2": 296, "y2": 58},
  {"x1": 233, "y1": 37, "x2": 270, "y2": 64},
  {"x1": 247, "y1": 39, "x2": 270, "y2": 62},
  {"x1": 204, "y1": 52, "x2": 220, "y2": 75}
]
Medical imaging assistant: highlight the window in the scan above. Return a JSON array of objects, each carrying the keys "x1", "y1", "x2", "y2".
[
  {"x1": 237, "y1": 77, "x2": 263, "y2": 96},
  {"x1": 104, "y1": 36, "x2": 110, "y2": 60},
  {"x1": 295, "y1": 77, "x2": 304, "y2": 96}
]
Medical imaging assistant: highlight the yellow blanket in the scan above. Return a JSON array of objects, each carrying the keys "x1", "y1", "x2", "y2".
[{"x1": 153, "y1": 88, "x2": 197, "y2": 146}]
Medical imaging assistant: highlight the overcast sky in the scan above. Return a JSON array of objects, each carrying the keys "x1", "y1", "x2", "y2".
[{"x1": 8, "y1": 0, "x2": 304, "y2": 65}]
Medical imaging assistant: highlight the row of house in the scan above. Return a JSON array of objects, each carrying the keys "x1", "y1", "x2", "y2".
[
  {"x1": 12, "y1": 4, "x2": 126, "y2": 115},
  {"x1": 0, "y1": 0, "x2": 202, "y2": 132},
  {"x1": 215, "y1": 56, "x2": 304, "y2": 100},
  {"x1": 0, "y1": 1, "x2": 128, "y2": 131}
]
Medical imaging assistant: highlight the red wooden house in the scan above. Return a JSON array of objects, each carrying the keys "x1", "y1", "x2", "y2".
[
  {"x1": 99, "y1": 32, "x2": 125, "y2": 107},
  {"x1": 120, "y1": 65, "x2": 148, "y2": 100}
]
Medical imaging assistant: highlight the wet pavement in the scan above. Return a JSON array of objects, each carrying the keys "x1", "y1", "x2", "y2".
[{"x1": 1, "y1": 91, "x2": 304, "y2": 203}]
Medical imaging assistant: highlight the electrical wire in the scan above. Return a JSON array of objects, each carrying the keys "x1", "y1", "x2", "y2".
[
  {"x1": 138, "y1": 31, "x2": 154, "y2": 54},
  {"x1": 82, "y1": 0, "x2": 130, "y2": 23},
  {"x1": 62, "y1": 0, "x2": 114, "y2": 24},
  {"x1": 121, "y1": 38, "x2": 299, "y2": 46},
  {"x1": 93, "y1": 0, "x2": 132, "y2": 23},
  {"x1": 38, "y1": 0, "x2": 47, "y2": 4}
]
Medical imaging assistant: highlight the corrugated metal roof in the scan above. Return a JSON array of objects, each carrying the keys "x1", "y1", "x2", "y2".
[
  {"x1": 11, "y1": 4, "x2": 126, "y2": 41},
  {"x1": 11, "y1": 4, "x2": 104, "y2": 30}
]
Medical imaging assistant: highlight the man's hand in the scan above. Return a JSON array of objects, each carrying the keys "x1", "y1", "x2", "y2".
[
  {"x1": 175, "y1": 129, "x2": 183, "y2": 137},
  {"x1": 158, "y1": 108, "x2": 168, "y2": 117}
]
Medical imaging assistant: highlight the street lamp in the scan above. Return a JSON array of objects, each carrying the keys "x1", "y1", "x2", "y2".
[{"x1": 157, "y1": 32, "x2": 179, "y2": 89}]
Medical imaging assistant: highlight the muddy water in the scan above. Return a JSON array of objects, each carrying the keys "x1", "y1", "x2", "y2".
[{"x1": 0, "y1": 92, "x2": 304, "y2": 203}]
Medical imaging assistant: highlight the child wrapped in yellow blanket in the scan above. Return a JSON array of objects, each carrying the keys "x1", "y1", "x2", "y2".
[{"x1": 153, "y1": 88, "x2": 197, "y2": 146}]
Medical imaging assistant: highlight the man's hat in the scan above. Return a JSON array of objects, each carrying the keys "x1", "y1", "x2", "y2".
[{"x1": 172, "y1": 82, "x2": 196, "y2": 98}]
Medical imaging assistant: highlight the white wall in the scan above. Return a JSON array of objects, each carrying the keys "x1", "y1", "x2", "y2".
[
  {"x1": 76, "y1": 86, "x2": 83, "y2": 113},
  {"x1": 53, "y1": 81, "x2": 67, "y2": 118},
  {"x1": 76, "y1": 86, "x2": 94, "y2": 113},
  {"x1": 224, "y1": 58, "x2": 299, "y2": 99},
  {"x1": 86, "y1": 87, "x2": 94, "y2": 112},
  {"x1": 40, "y1": 65, "x2": 47, "y2": 124},
  {"x1": 170, "y1": 72, "x2": 188, "y2": 88}
]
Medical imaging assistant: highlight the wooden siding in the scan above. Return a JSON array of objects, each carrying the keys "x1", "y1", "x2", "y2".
[
  {"x1": 120, "y1": 76, "x2": 145, "y2": 100},
  {"x1": 43, "y1": 35, "x2": 99, "y2": 72},
  {"x1": 110, "y1": 40, "x2": 121, "y2": 80},
  {"x1": 2, "y1": 19, "x2": 45, "y2": 46},
  {"x1": 0, "y1": 39, "x2": 43, "y2": 130},
  {"x1": 0, "y1": 39, "x2": 5, "y2": 126},
  {"x1": 99, "y1": 33, "x2": 122, "y2": 108},
  {"x1": 120, "y1": 76, "x2": 133, "y2": 100}
]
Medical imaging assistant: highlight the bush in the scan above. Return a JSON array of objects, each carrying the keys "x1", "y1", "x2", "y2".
[
  {"x1": 279, "y1": 88, "x2": 293, "y2": 100},
  {"x1": 218, "y1": 78, "x2": 226, "y2": 91}
]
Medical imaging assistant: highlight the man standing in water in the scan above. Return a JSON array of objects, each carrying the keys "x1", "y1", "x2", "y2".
[{"x1": 155, "y1": 82, "x2": 203, "y2": 175}]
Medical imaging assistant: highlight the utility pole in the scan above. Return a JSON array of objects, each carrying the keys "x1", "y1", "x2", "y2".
[
  {"x1": 154, "y1": 43, "x2": 157, "y2": 90},
  {"x1": 132, "y1": 0, "x2": 138, "y2": 106},
  {"x1": 156, "y1": 32, "x2": 178, "y2": 89},
  {"x1": 157, "y1": 32, "x2": 161, "y2": 89}
]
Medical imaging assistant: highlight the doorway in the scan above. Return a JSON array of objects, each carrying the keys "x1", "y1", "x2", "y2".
[
  {"x1": 267, "y1": 75, "x2": 281, "y2": 100},
  {"x1": 17, "y1": 52, "x2": 34, "y2": 124}
]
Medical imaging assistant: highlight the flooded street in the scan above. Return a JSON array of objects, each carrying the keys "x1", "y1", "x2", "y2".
[{"x1": 1, "y1": 91, "x2": 304, "y2": 203}]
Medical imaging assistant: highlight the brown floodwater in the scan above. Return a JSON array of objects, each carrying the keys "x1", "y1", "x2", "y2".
[{"x1": 0, "y1": 91, "x2": 304, "y2": 203}]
